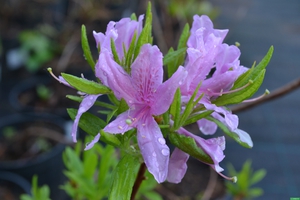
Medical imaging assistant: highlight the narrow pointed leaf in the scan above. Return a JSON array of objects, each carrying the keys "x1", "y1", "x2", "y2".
[
  {"x1": 125, "y1": 32, "x2": 137, "y2": 70},
  {"x1": 169, "y1": 132, "x2": 214, "y2": 164},
  {"x1": 170, "y1": 88, "x2": 181, "y2": 129},
  {"x1": 177, "y1": 23, "x2": 190, "y2": 49},
  {"x1": 183, "y1": 110, "x2": 213, "y2": 126},
  {"x1": 163, "y1": 47, "x2": 187, "y2": 66},
  {"x1": 177, "y1": 83, "x2": 202, "y2": 129},
  {"x1": 81, "y1": 25, "x2": 96, "y2": 70},
  {"x1": 233, "y1": 46, "x2": 273, "y2": 89},
  {"x1": 250, "y1": 169, "x2": 267, "y2": 185},
  {"x1": 213, "y1": 69, "x2": 265, "y2": 106},
  {"x1": 111, "y1": 38, "x2": 121, "y2": 65},
  {"x1": 109, "y1": 154, "x2": 140, "y2": 200},
  {"x1": 62, "y1": 73, "x2": 111, "y2": 94},
  {"x1": 134, "y1": 2, "x2": 152, "y2": 59}
]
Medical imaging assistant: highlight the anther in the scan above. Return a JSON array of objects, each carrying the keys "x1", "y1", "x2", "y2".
[{"x1": 243, "y1": 89, "x2": 270, "y2": 103}]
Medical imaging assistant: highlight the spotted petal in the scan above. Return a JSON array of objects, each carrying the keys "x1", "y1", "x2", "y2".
[{"x1": 137, "y1": 115, "x2": 169, "y2": 183}]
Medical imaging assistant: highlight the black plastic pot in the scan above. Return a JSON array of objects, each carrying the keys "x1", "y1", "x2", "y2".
[
  {"x1": 8, "y1": 76, "x2": 77, "y2": 119},
  {"x1": 0, "y1": 171, "x2": 31, "y2": 199},
  {"x1": 0, "y1": 113, "x2": 71, "y2": 199}
]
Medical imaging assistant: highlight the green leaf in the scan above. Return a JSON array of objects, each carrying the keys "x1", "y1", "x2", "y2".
[
  {"x1": 177, "y1": 23, "x2": 190, "y2": 50},
  {"x1": 249, "y1": 188, "x2": 264, "y2": 197},
  {"x1": 170, "y1": 88, "x2": 181, "y2": 129},
  {"x1": 213, "y1": 70, "x2": 266, "y2": 106},
  {"x1": 213, "y1": 46, "x2": 273, "y2": 106},
  {"x1": 63, "y1": 147, "x2": 84, "y2": 174},
  {"x1": 97, "y1": 144, "x2": 117, "y2": 190},
  {"x1": 67, "y1": 108, "x2": 120, "y2": 146},
  {"x1": 83, "y1": 149, "x2": 98, "y2": 178},
  {"x1": 134, "y1": 2, "x2": 152, "y2": 59},
  {"x1": 130, "y1": 13, "x2": 137, "y2": 21},
  {"x1": 111, "y1": 38, "x2": 121, "y2": 65},
  {"x1": 169, "y1": 132, "x2": 213, "y2": 164},
  {"x1": 176, "y1": 83, "x2": 202, "y2": 130},
  {"x1": 109, "y1": 155, "x2": 140, "y2": 200},
  {"x1": 163, "y1": 47, "x2": 187, "y2": 66},
  {"x1": 206, "y1": 116, "x2": 252, "y2": 148},
  {"x1": 125, "y1": 31, "x2": 137, "y2": 70},
  {"x1": 61, "y1": 73, "x2": 111, "y2": 94},
  {"x1": 116, "y1": 98, "x2": 129, "y2": 115},
  {"x1": 164, "y1": 47, "x2": 187, "y2": 77},
  {"x1": 81, "y1": 25, "x2": 96, "y2": 70},
  {"x1": 183, "y1": 110, "x2": 213, "y2": 126},
  {"x1": 250, "y1": 169, "x2": 267, "y2": 186}
]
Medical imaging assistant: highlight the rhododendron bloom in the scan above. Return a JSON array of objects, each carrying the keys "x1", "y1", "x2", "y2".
[
  {"x1": 93, "y1": 15, "x2": 144, "y2": 60},
  {"x1": 96, "y1": 44, "x2": 186, "y2": 183},
  {"x1": 180, "y1": 15, "x2": 252, "y2": 147}
]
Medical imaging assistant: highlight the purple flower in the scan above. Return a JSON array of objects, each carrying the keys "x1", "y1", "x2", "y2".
[
  {"x1": 93, "y1": 15, "x2": 144, "y2": 60},
  {"x1": 55, "y1": 76, "x2": 102, "y2": 149},
  {"x1": 96, "y1": 44, "x2": 187, "y2": 183},
  {"x1": 180, "y1": 15, "x2": 250, "y2": 144},
  {"x1": 167, "y1": 127, "x2": 226, "y2": 183}
]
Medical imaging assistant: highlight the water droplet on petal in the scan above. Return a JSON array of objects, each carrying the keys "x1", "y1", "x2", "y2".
[
  {"x1": 158, "y1": 137, "x2": 166, "y2": 145},
  {"x1": 161, "y1": 148, "x2": 169, "y2": 156},
  {"x1": 179, "y1": 81, "x2": 183, "y2": 85},
  {"x1": 152, "y1": 152, "x2": 156, "y2": 157}
]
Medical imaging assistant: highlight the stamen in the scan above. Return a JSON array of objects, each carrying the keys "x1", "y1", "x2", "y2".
[
  {"x1": 118, "y1": 125, "x2": 123, "y2": 130},
  {"x1": 243, "y1": 89, "x2": 270, "y2": 103},
  {"x1": 218, "y1": 171, "x2": 237, "y2": 183},
  {"x1": 47, "y1": 68, "x2": 63, "y2": 83},
  {"x1": 208, "y1": 80, "x2": 253, "y2": 96}
]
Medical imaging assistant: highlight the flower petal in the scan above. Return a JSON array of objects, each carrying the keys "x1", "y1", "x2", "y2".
[
  {"x1": 130, "y1": 44, "x2": 163, "y2": 106},
  {"x1": 84, "y1": 133, "x2": 101, "y2": 150},
  {"x1": 167, "y1": 148, "x2": 189, "y2": 183},
  {"x1": 151, "y1": 66, "x2": 187, "y2": 115},
  {"x1": 93, "y1": 22, "x2": 118, "y2": 51},
  {"x1": 103, "y1": 111, "x2": 136, "y2": 134},
  {"x1": 137, "y1": 115, "x2": 169, "y2": 183},
  {"x1": 71, "y1": 94, "x2": 101, "y2": 142},
  {"x1": 233, "y1": 129, "x2": 253, "y2": 148},
  {"x1": 96, "y1": 49, "x2": 135, "y2": 103},
  {"x1": 178, "y1": 127, "x2": 225, "y2": 173},
  {"x1": 197, "y1": 118, "x2": 218, "y2": 135},
  {"x1": 114, "y1": 15, "x2": 144, "y2": 59}
]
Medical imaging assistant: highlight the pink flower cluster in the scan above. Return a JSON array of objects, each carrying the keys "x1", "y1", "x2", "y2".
[{"x1": 67, "y1": 15, "x2": 252, "y2": 183}]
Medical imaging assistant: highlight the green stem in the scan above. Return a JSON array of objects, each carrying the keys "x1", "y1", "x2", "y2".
[{"x1": 130, "y1": 162, "x2": 146, "y2": 200}]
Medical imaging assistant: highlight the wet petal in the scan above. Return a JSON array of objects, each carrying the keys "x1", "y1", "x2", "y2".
[
  {"x1": 71, "y1": 94, "x2": 101, "y2": 142},
  {"x1": 151, "y1": 66, "x2": 187, "y2": 115},
  {"x1": 197, "y1": 118, "x2": 217, "y2": 135},
  {"x1": 96, "y1": 49, "x2": 135, "y2": 103},
  {"x1": 167, "y1": 148, "x2": 189, "y2": 183},
  {"x1": 137, "y1": 115, "x2": 169, "y2": 183},
  {"x1": 178, "y1": 127, "x2": 225, "y2": 173},
  {"x1": 103, "y1": 111, "x2": 136, "y2": 134},
  {"x1": 130, "y1": 44, "x2": 163, "y2": 105},
  {"x1": 84, "y1": 133, "x2": 101, "y2": 150}
]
